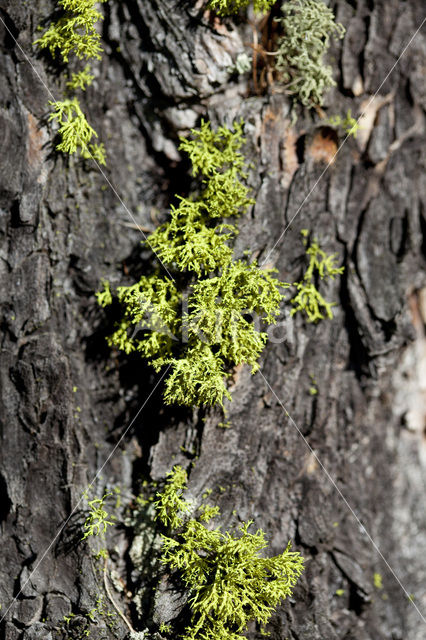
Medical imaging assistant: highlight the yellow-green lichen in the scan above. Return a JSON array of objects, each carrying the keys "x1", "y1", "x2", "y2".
[{"x1": 155, "y1": 466, "x2": 304, "y2": 640}]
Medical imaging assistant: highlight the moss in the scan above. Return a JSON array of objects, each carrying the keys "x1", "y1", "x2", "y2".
[{"x1": 154, "y1": 466, "x2": 304, "y2": 640}]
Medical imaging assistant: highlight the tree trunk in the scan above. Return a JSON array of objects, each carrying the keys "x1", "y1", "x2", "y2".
[{"x1": 1, "y1": 1, "x2": 425, "y2": 639}]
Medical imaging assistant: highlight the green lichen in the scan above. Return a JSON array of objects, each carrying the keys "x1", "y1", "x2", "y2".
[
  {"x1": 154, "y1": 466, "x2": 191, "y2": 530},
  {"x1": 208, "y1": 0, "x2": 275, "y2": 16},
  {"x1": 178, "y1": 120, "x2": 248, "y2": 180},
  {"x1": 35, "y1": 1, "x2": 107, "y2": 163},
  {"x1": 82, "y1": 492, "x2": 115, "y2": 540},
  {"x1": 197, "y1": 503, "x2": 221, "y2": 522},
  {"x1": 290, "y1": 230, "x2": 344, "y2": 322},
  {"x1": 98, "y1": 121, "x2": 288, "y2": 407},
  {"x1": 48, "y1": 97, "x2": 95, "y2": 153},
  {"x1": 227, "y1": 53, "x2": 252, "y2": 75},
  {"x1": 275, "y1": 0, "x2": 345, "y2": 107},
  {"x1": 62, "y1": 595, "x2": 117, "y2": 639},
  {"x1": 147, "y1": 199, "x2": 237, "y2": 277},
  {"x1": 82, "y1": 141, "x2": 106, "y2": 165},
  {"x1": 87, "y1": 594, "x2": 117, "y2": 628},
  {"x1": 34, "y1": 0, "x2": 107, "y2": 62},
  {"x1": 94, "y1": 547, "x2": 109, "y2": 560},
  {"x1": 373, "y1": 572, "x2": 383, "y2": 589},
  {"x1": 326, "y1": 109, "x2": 360, "y2": 138},
  {"x1": 48, "y1": 98, "x2": 106, "y2": 164},
  {"x1": 308, "y1": 382, "x2": 317, "y2": 396},
  {"x1": 96, "y1": 279, "x2": 113, "y2": 307},
  {"x1": 155, "y1": 466, "x2": 304, "y2": 640}
]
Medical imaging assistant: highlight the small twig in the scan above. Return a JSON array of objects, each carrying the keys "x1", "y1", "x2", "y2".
[
  {"x1": 103, "y1": 558, "x2": 135, "y2": 634},
  {"x1": 246, "y1": 43, "x2": 277, "y2": 56}
]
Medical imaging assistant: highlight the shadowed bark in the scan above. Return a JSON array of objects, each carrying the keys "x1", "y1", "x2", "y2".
[{"x1": 0, "y1": 1, "x2": 426, "y2": 639}]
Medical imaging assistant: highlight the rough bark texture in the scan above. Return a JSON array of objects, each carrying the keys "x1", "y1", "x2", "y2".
[{"x1": 1, "y1": 1, "x2": 426, "y2": 639}]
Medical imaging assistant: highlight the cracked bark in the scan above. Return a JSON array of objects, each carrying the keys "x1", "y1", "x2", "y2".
[{"x1": 0, "y1": 1, "x2": 426, "y2": 639}]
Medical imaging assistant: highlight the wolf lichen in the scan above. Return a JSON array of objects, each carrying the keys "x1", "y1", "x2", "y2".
[
  {"x1": 66, "y1": 65, "x2": 95, "y2": 91},
  {"x1": 154, "y1": 465, "x2": 191, "y2": 529},
  {"x1": 326, "y1": 109, "x2": 360, "y2": 138},
  {"x1": 275, "y1": 0, "x2": 345, "y2": 107},
  {"x1": 154, "y1": 466, "x2": 304, "y2": 640},
  {"x1": 48, "y1": 98, "x2": 106, "y2": 164},
  {"x1": 290, "y1": 230, "x2": 344, "y2": 322},
  {"x1": 34, "y1": 0, "x2": 107, "y2": 62},
  {"x1": 49, "y1": 98, "x2": 96, "y2": 154},
  {"x1": 35, "y1": 1, "x2": 107, "y2": 163},
  {"x1": 98, "y1": 121, "x2": 288, "y2": 407},
  {"x1": 82, "y1": 492, "x2": 115, "y2": 540}
]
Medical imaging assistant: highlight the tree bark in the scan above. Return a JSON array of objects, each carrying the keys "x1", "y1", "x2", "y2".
[{"x1": 0, "y1": 1, "x2": 426, "y2": 639}]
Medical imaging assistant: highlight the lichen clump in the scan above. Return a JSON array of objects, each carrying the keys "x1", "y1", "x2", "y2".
[
  {"x1": 34, "y1": 0, "x2": 107, "y2": 164},
  {"x1": 97, "y1": 121, "x2": 288, "y2": 407},
  {"x1": 290, "y1": 230, "x2": 344, "y2": 322},
  {"x1": 275, "y1": 0, "x2": 345, "y2": 107},
  {"x1": 327, "y1": 109, "x2": 360, "y2": 138},
  {"x1": 154, "y1": 466, "x2": 304, "y2": 640},
  {"x1": 34, "y1": 0, "x2": 107, "y2": 62},
  {"x1": 48, "y1": 98, "x2": 106, "y2": 164}
]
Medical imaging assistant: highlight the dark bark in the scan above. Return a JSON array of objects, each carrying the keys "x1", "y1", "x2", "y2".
[{"x1": 0, "y1": 1, "x2": 426, "y2": 639}]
